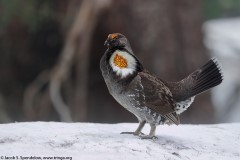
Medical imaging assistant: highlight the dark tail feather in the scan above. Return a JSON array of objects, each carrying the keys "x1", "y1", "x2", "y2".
[{"x1": 190, "y1": 58, "x2": 223, "y2": 96}]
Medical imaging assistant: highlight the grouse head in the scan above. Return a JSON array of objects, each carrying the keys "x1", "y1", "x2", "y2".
[{"x1": 104, "y1": 33, "x2": 143, "y2": 79}]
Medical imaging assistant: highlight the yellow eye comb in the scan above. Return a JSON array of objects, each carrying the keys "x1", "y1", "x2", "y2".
[{"x1": 108, "y1": 33, "x2": 118, "y2": 39}]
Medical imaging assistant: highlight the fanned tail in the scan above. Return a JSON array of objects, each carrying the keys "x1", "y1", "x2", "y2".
[
  {"x1": 190, "y1": 58, "x2": 223, "y2": 96},
  {"x1": 167, "y1": 57, "x2": 223, "y2": 102}
]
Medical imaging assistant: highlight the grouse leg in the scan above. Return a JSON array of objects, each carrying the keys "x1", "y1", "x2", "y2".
[
  {"x1": 121, "y1": 121, "x2": 146, "y2": 136},
  {"x1": 140, "y1": 123, "x2": 158, "y2": 139}
]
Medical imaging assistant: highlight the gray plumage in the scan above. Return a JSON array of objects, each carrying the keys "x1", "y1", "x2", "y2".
[{"x1": 100, "y1": 33, "x2": 223, "y2": 139}]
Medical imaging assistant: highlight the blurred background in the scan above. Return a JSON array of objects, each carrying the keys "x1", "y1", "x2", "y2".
[{"x1": 0, "y1": 0, "x2": 239, "y2": 124}]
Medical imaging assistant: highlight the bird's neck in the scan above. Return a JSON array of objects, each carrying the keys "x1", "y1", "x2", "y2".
[{"x1": 109, "y1": 49, "x2": 136, "y2": 78}]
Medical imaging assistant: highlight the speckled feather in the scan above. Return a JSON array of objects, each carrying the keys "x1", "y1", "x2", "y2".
[{"x1": 100, "y1": 33, "x2": 223, "y2": 130}]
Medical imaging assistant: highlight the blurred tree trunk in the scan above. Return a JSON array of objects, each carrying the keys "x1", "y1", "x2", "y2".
[
  {"x1": 89, "y1": 0, "x2": 215, "y2": 123},
  {"x1": 2, "y1": 0, "x2": 214, "y2": 123},
  {"x1": 23, "y1": 0, "x2": 112, "y2": 122}
]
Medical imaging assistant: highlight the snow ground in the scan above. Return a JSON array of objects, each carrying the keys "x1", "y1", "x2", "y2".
[{"x1": 0, "y1": 122, "x2": 239, "y2": 160}]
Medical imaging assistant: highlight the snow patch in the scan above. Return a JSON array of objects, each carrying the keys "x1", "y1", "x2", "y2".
[{"x1": 0, "y1": 122, "x2": 239, "y2": 160}]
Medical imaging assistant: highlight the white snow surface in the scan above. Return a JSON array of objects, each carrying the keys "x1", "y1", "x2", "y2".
[{"x1": 0, "y1": 122, "x2": 239, "y2": 160}]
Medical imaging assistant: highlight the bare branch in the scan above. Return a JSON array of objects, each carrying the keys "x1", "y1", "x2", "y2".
[{"x1": 23, "y1": 0, "x2": 111, "y2": 122}]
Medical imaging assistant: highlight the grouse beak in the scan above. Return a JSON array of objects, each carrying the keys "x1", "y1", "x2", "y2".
[{"x1": 104, "y1": 40, "x2": 109, "y2": 46}]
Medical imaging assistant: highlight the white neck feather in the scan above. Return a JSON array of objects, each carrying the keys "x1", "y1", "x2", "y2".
[{"x1": 109, "y1": 50, "x2": 137, "y2": 78}]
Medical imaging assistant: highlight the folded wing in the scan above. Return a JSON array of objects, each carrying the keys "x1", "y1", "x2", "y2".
[{"x1": 137, "y1": 72, "x2": 180, "y2": 125}]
